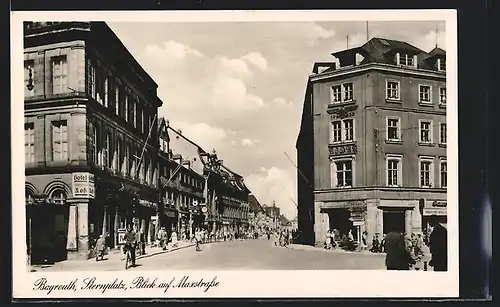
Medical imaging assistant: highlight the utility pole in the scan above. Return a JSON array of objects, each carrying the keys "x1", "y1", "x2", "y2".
[{"x1": 366, "y1": 21, "x2": 369, "y2": 42}]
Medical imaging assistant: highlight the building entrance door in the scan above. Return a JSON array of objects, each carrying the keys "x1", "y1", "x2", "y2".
[
  {"x1": 29, "y1": 204, "x2": 56, "y2": 264},
  {"x1": 383, "y1": 210, "x2": 405, "y2": 234}
]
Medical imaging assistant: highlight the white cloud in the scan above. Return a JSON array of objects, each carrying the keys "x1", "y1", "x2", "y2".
[
  {"x1": 242, "y1": 52, "x2": 269, "y2": 71},
  {"x1": 241, "y1": 138, "x2": 254, "y2": 146},
  {"x1": 270, "y1": 97, "x2": 292, "y2": 106},
  {"x1": 211, "y1": 75, "x2": 265, "y2": 111},
  {"x1": 218, "y1": 56, "x2": 251, "y2": 76},
  {"x1": 169, "y1": 121, "x2": 227, "y2": 151},
  {"x1": 144, "y1": 40, "x2": 204, "y2": 62},
  {"x1": 279, "y1": 22, "x2": 335, "y2": 46},
  {"x1": 245, "y1": 167, "x2": 297, "y2": 220}
]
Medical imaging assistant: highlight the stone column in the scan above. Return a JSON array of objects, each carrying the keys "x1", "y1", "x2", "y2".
[
  {"x1": 376, "y1": 207, "x2": 383, "y2": 236},
  {"x1": 77, "y1": 202, "x2": 89, "y2": 259},
  {"x1": 405, "y1": 209, "x2": 412, "y2": 235},
  {"x1": 114, "y1": 206, "x2": 119, "y2": 247},
  {"x1": 365, "y1": 200, "x2": 378, "y2": 243},
  {"x1": 314, "y1": 201, "x2": 329, "y2": 247},
  {"x1": 411, "y1": 202, "x2": 422, "y2": 234},
  {"x1": 102, "y1": 205, "x2": 108, "y2": 237}
]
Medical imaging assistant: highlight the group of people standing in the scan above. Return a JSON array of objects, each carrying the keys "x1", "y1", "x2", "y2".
[
  {"x1": 271, "y1": 229, "x2": 293, "y2": 247},
  {"x1": 384, "y1": 215, "x2": 447, "y2": 271}
]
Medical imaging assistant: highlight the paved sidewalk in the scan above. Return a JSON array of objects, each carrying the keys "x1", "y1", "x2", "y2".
[
  {"x1": 30, "y1": 240, "x2": 197, "y2": 272},
  {"x1": 287, "y1": 243, "x2": 386, "y2": 256}
]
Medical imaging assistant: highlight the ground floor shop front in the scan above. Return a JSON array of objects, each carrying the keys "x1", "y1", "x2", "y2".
[
  {"x1": 25, "y1": 172, "x2": 160, "y2": 263},
  {"x1": 314, "y1": 196, "x2": 447, "y2": 247}
]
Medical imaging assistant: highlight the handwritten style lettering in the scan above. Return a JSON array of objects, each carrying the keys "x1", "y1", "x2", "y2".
[
  {"x1": 130, "y1": 276, "x2": 158, "y2": 289},
  {"x1": 33, "y1": 277, "x2": 78, "y2": 294},
  {"x1": 176, "y1": 275, "x2": 220, "y2": 293},
  {"x1": 80, "y1": 277, "x2": 127, "y2": 293}
]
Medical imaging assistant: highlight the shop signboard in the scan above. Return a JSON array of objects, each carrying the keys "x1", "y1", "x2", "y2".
[
  {"x1": 117, "y1": 228, "x2": 126, "y2": 245},
  {"x1": 423, "y1": 207, "x2": 447, "y2": 216},
  {"x1": 165, "y1": 210, "x2": 176, "y2": 218},
  {"x1": 72, "y1": 172, "x2": 95, "y2": 199}
]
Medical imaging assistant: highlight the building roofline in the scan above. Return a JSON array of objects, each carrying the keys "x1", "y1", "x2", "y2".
[{"x1": 309, "y1": 62, "x2": 446, "y2": 82}]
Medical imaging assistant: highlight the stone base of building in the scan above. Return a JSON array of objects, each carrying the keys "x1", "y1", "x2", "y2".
[{"x1": 67, "y1": 250, "x2": 92, "y2": 260}]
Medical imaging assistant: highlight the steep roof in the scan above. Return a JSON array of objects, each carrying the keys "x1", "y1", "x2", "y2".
[
  {"x1": 429, "y1": 46, "x2": 446, "y2": 56},
  {"x1": 248, "y1": 194, "x2": 265, "y2": 213},
  {"x1": 331, "y1": 37, "x2": 425, "y2": 66}
]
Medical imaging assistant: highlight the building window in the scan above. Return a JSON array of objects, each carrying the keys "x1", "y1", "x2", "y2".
[
  {"x1": 332, "y1": 121, "x2": 342, "y2": 143},
  {"x1": 386, "y1": 80, "x2": 400, "y2": 100},
  {"x1": 419, "y1": 85, "x2": 432, "y2": 103},
  {"x1": 24, "y1": 60, "x2": 35, "y2": 97},
  {"x1": 133, "y1": 101, "x2": 137, "y2": 128},
  {"x1": 88, "y1": 61, "x2": 96, "y2": 98},
  {"x1": 331, "y1": 159, "x2": 354, "y2": 188},
  {"x1": 141, "y1": 110, "x2": 145, "y2": 134},
  {"x1": 115, "y1": 83, "x2": 120, "y2": 116},
  {"x1": 386, "y1": 117, "x2": 401, "y2": 141},
  {"x1": 52, "y1": 56, "x2": 68, "y2": 94},
  {"x1": 386, "y1": 155, "x2": 402, "y2": 187},
  {"x1": 438, "y1": 58, "x2": 446, "y2": 71},
  {"x1": 51, "y1": 189, "x2": 67, "y2": 205},
  {"x1": 440, "y1": 160, "x2": 447, "y2": 188},
  {"x1": 116, "y1": 139, "x2": 121, "y2": 172},
  {"x1": 419, "y1": 120, "x2": 433, "y2": 143},
  {"x1": 331, "y1": 85, "x2": 341, "y2": 103},
  {"x1": 419, "y1": 157, "x2": 434, "y2": 188},
  {"x1": 331, "y1": 119, "x2": 355, "y2": 143},
  {"x1": 103, "y1": 133, "x2": 110, "y2": 168},
  {"x1": 124, "y1": 145, "x2": 130, "y2": 176},
  {"x1": 124, "y1": 94, "x2": 129, "y2": 121},
  {"x1": 399, "y1": 53, "x2": 414, "y2": 66},
  {"x1": 52, "y1": 120, "x2": 68, "y2": 161},
  {"x1": 344, "y1": 119, "x2": 354, "y2": 141},
  {"x1": 440, "y1": 123, "x2": 447, "y2": 145},
  {"x1": 92, "y1": 125, "x2": 98, "y2": 164},
  {"x1": 439, "y1": 87, "x2": 446, "y2": 105},
  {"x1": 103, "y1": 75, "x2": 109, "y2": 107},
  {"x1": 25, "y1": 123, "x2": 35, "y2": 163},
  {"x1": 343, "y1": 83, "x2": 353, "y2": 101}
]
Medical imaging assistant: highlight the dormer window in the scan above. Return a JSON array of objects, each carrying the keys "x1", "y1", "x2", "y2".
[
  {"x1": 396, "y1": 52, "x2": 418, "y2": 67},
  {"x1": 437, "y1": 58, "x2": 446, "y2": 71}
]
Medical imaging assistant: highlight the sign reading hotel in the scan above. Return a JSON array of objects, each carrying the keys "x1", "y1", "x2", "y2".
[{"x1": 72, "y1": 172, "x2": 95, "y2": 199}]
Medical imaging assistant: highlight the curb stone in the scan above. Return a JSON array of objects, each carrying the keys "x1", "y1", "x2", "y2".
[{"x1": 287, "y1": 244, "x2": 386, "y2": 256}]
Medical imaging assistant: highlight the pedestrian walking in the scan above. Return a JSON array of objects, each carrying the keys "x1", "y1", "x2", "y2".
[
  {"x1": 384, "y1": 231, "x2": 415, "y2": 270},
  {"x1": 428, "y1": 215, "x2": 448, "y2": 271},
  {"x1": 361, "y1": 231, "x2": 368, "y2": 251},
  {"x1": 171, "y1": 229, "x2": 178, "y2": 248},
  {"x1": 370, "y1": 234, "x2": 380, "y2": 253},
  {"x1": 195, "y1": 228, "x2": 202, "y2": 252},
  {"x1": 325, "y1": 230, "x2": 332, "y2": 249},
  {"x1": 95, "y1": 235, "x2": 106, "y2": 261}
]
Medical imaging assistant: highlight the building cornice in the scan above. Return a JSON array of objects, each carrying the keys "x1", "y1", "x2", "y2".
[{"x1": 310, "y1": 63, "x2": 446, "y2": 82}]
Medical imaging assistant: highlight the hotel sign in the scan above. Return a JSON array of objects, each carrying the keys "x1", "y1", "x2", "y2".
[
  {"x1": 72, "y1": 172, "x2": 95, "y2": 199},
  {"x1": 329, "y1": 143, "x2": 357, "y2": 156}
]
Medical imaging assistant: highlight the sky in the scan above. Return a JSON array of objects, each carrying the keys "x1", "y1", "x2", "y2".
[{"x1": 107, "y1": 20, "x2": 446, "y2": 220}]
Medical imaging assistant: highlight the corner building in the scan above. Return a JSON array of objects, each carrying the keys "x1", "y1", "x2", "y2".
[
  {"x1": 297, "y1": 38, "x2": 447, "y2": 247},
  {"x1": 24, "y1": 22, "x2": 162, "y2": 263}
]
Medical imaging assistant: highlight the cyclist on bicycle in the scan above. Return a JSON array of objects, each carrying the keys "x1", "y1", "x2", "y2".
[{"x1": 124, "y1": 225, "x2": 137, "y2": 267}]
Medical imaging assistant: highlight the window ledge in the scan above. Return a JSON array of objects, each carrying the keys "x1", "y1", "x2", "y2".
[
  {"x1": 439, "y1": 143, "x2": 447, "y2": 148},
  {"x1": 418, "y1": 142, "x2": 435, "y2": 147},
  {"x1": 418, "y1": 102, "x2": 434, "y2": 107},
  {"x1": 385, "y1": 139, "x2": 403, "y2": 145},
  {"x1": 328, "y1": 100, "x2": 356, "y2": 107},
  {"x1": 439, "y1": 104, "x2": 447, "y2": 109},
  {"x1": 385, "y1": 99, "x2": 401, "y2": 104}
]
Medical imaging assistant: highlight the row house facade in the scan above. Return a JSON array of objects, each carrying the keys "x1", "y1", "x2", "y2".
[
  {"x1": 297, "y1": 37, "x2": 447, "y2": 246},
  {"x1": 24, "y1": 22, "x2": 162, "y2": 263}
]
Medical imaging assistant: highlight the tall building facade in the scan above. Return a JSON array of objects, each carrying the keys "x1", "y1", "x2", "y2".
[
  {"x1": 297, "y1": 38, "x2": 447, "y2": 246},
  {"x1": 24, "y1": 22, "x2": 162, "y2": 263},
  {"x1": 157, "y1": 118, "x2": 206, "y2": 240}
]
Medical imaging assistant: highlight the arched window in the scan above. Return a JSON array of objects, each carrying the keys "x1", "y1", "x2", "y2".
[{"x1": 51, "y1": 189, "x2": 67, "y2": 205}]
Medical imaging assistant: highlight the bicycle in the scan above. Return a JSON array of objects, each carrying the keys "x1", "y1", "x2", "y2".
[{"x1": 124, "y1": 244, "x2": 134, "y2": 270}]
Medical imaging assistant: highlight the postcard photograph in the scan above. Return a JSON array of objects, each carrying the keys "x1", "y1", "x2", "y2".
[{"x1": 11, "y1": 10, "x2": 458, "y2": 298}]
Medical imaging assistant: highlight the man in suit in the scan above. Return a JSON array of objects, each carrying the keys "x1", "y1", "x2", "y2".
[
  {"x1": 428, "y1": 215, "x2": 448, "y2": 271},
  {"x1": 384, "y1": 231, "x2": 414, "y2": 270}
]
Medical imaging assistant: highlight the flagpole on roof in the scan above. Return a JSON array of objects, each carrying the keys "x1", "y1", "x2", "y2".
[{"x1": 366, "y1": 21, "x2": 369, "y2": 42}]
